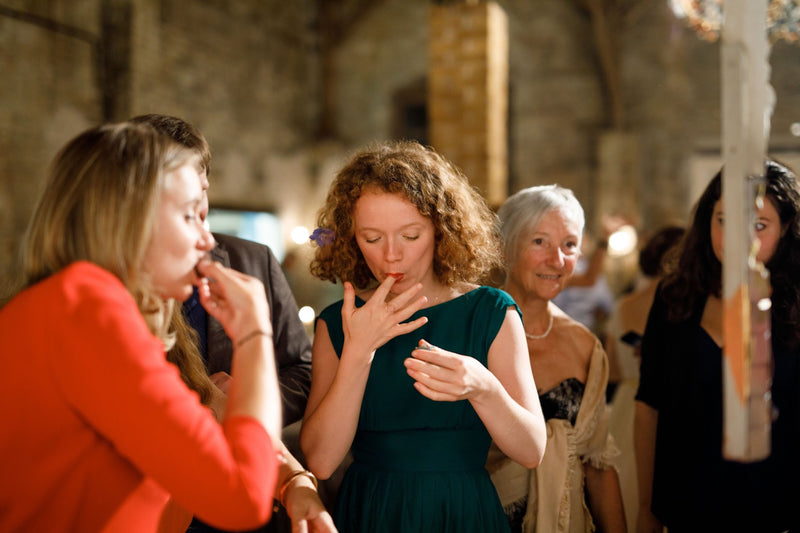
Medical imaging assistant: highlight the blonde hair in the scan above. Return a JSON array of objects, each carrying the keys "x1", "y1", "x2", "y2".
[
  {"x1": 166, "y1": 306, "x2": 214, "y2": 405},
  {"x1": 310, "y1": 140, "x2": 503, "y2": 289},
  {"x1": 19, "y1": 123, "x2": 212, "y2": 401}
]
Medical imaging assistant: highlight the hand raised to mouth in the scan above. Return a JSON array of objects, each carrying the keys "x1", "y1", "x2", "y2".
[{"x1": 340, "y1": 275, "x2": 427, "y2": 357}]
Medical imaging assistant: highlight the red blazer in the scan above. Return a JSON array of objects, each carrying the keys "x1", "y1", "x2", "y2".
[{"x1": 0, "y1": 262, "x2": 277, "y2": 532}]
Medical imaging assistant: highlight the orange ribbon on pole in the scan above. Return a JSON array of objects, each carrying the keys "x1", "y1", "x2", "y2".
[{"x1": 720, "y1": 0, "x2": 774, "y2": 462}]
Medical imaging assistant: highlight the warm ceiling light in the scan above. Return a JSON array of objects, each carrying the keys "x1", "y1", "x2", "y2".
[{"x1": 607, "y1": 224, "x2": 639, "y2": 257}]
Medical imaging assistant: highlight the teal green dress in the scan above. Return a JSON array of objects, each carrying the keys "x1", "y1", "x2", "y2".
[{"x1": 318, "y1": 286, "x2": 516, "y2": 533}]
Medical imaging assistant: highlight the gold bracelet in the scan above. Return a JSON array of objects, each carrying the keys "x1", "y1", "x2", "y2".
[
  {"x1": 235, "y1": 329, "x2": 269, "y2": 349},
  {"x1": 278, "y1": 470, "x2": 318, "y2": 507}
]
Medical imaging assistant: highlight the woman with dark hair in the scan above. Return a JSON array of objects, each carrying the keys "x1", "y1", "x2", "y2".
[{"x1": 634, "y1": 160, "x2": 800, "y2": 532}]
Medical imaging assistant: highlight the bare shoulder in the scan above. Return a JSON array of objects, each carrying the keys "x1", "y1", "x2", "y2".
[
  {"x1": 617, "y1": 283, "x2": 658, "y2": 333},
  {"x1": 454, "y1": 282, "x2": 479, "y2": 297},
  {"x1": 552, "y1": 305, "x2": 597, "y2": 361},
  {"x1": 436, "y1": 282, "x2": 479, "y2": 304},
  {"x1": 618, "y1": 283, "x2": 657, "y2": 315}
]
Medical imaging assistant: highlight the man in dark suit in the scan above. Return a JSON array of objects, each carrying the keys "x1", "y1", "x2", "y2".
[
  {"x1": 130, "y1": 114, "x2": 335, "y2": 533},
  {"x1": 201, "y1": 232, "x2": 312, "y2": 424}
]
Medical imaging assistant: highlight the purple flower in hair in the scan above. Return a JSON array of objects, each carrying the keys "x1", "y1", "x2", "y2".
[{"x1": 310, "y1": 227, "x2": 336, "y2": 247}]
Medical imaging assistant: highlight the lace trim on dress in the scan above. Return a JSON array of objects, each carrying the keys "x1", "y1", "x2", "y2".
[{"x1": 540, "y1": 377, "x2": 584, "y2": 426}]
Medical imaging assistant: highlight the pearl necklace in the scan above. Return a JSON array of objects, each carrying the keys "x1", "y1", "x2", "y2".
[{"x1": 525, "y1": 314, "x2": 554, "y2": 340}]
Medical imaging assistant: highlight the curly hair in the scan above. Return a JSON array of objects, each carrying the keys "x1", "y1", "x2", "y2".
[
  {"x1": 661, "y1": 159, "x2": 800, "y2": 348},
  {"x1": 310, "y1": 140, "x2": 503, "y2": 289}
]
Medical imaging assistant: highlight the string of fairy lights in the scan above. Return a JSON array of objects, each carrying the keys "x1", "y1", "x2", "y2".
[{"x1": 668, "y1": 0, "x2": 800, "y2": 43}]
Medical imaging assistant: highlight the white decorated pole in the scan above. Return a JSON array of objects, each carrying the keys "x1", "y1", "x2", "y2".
[{"x1": 720, "y1": 0, "x2": 774, "y2": 461}]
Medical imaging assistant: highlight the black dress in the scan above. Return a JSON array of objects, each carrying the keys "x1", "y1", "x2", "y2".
[{"x1": 636, "y1": 290, "x2": 800, "y2": 532}]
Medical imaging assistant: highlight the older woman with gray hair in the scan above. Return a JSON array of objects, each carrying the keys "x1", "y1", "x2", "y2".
[{"x1": 488, "y1": 185, "x2": 626, "y2": 533}]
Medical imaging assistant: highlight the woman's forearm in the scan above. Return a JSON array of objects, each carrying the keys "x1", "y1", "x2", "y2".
[
  {"x1": 585, "y1": 464, "x2": 627, "y2": 532},
  {"x1": 300, "y1": 349, "x2": 371, "y2": 479},
  {"x1": 226, "y1": 333, "x2": 282, "y2": 445},
  {"x1": 471, "y1": 379, "x2": 546, "y2": 469},
  {"x1": 274, "y1": 441, "x2": 318, "y2": 505}
]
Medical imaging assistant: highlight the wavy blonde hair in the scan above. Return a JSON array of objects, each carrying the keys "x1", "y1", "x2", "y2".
[
  {"x1": 128, "y1": 114, "x2": 218, "y2": 403},
  {"x1": 20, "y1": 122, "x2": 213, "y2": 403},
  {"x1": 310, "y1": 140, "x2": 503, "y2": 289}
]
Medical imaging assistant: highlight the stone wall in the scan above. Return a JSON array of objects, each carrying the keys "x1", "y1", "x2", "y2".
[
  {"x1": 0, "y1": 0, "x2": 324, "y2": 290},
  {"x1": 2, "y1": 0, "x2": 799, "y2": 294},
  {"x1": 327, "y1": 0, "x2": 800, "y2": 232},
  {"x1": 0, "y1": 0, "x2": 102, "y2": 288}
]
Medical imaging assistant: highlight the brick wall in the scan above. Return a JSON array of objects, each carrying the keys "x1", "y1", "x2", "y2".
[{"x1": 429, "y1": 2, "x2": 509, "y2": 208}]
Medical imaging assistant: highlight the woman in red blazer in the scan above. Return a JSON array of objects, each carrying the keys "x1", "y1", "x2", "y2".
[{"x1": 0, "y1": 122, "x2": 282, "y2": 532}]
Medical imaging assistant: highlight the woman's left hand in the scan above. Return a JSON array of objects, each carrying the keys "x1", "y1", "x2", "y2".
[
  {"x1": 284, "y1": 484, "x2": 338, "y2": 533},
  {"x1": 404, "y1": 340, "x2": 495, "y2": 402}
]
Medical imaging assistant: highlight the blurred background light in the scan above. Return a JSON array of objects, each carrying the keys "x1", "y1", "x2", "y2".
[
  {"x1": 608, "y1": 224, "x2": 639, "y2": 257},
  {"x1": 298, "y1": 305, "x2": 316, "y2": 324},
  {"x1": 291, "y1": 226, "x2": 310, "y2": 245}
]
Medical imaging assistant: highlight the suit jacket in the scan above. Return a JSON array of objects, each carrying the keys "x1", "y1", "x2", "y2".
[
  {"x1": 208, "y1": 232, "x2": 312, "y2": 426},
  {"x1": 187, "y1": 233, "x2": 312, "y2": 533}
]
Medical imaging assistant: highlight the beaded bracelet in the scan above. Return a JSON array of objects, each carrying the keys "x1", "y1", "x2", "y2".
[{"x1": 278, "y1": 470, "x2": 319, "y2": 507}]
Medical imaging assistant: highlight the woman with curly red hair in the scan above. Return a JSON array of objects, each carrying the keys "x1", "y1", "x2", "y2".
[{"x1": 300, "y1": 140, "x2": 546, "y2": 533}]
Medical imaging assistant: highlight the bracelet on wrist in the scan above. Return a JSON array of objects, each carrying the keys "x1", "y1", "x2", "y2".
[
  {"x1": 278, "y1": 470, "x2": 318, "y2": 507},
  {"x1": 235, "y1": 329, "x2": 270, "y2": 349}
]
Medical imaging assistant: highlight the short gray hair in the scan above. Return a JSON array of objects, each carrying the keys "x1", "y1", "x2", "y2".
[{"x1": 497, "y1": 184, "x2": 585, "y2": 266}]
